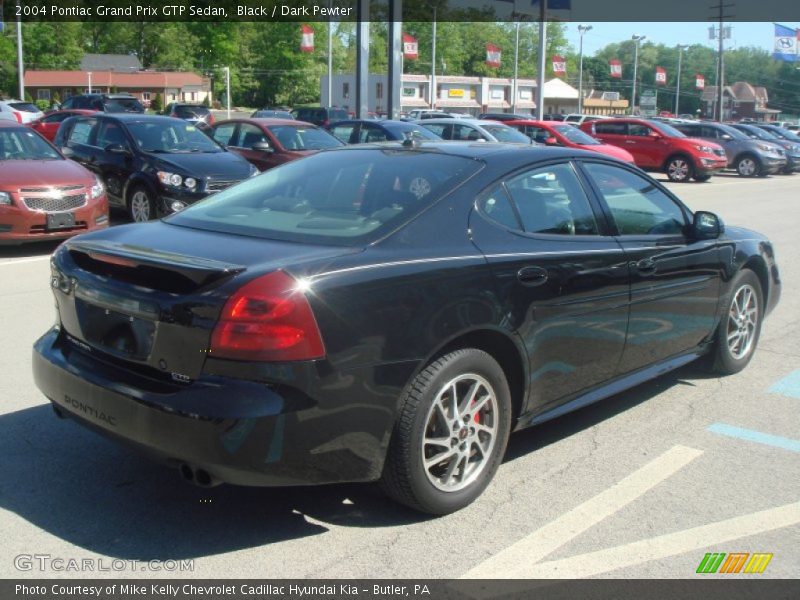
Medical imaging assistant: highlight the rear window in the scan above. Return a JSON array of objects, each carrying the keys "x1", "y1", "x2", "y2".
[
  {"x1": 268, "y1": 125, "x2": 344, "y2": 150},
  {"x1": 7, "y1": 102, "x2": 40, "y2": 113},
  {"x1": 167, "y1": 149, "x2": 482, "y2": 246},
  {"x1": 329, "y1": 109, "x2": 349, "y2": 121},
  {"x1": 103, "y1": 98, "x2": 144, "y2": 113}
]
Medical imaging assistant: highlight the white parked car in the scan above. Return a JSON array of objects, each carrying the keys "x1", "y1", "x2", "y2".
[
  {"x1": 417, "y1": 118, "x2": 535, "y2": 144},
  {"x1": 0, "y1": 99, "x2": 44, "y2": 124},
  {"x1": 563, "y1": 113, "x2": 611, "y2": 125}
]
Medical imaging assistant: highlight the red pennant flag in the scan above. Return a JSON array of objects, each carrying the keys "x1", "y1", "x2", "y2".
[
  {"x1": 403, "y1": 33, "x2": 418, "y2": 60},
  {"x1": 695, "y1": 73, "x2": 705, "y2": 90},
  {"x1": 609, "y1": 59, "x2": 622, "y2": 79},
  {"x1": 655, "y1": 66, "x2": 667, "y2": 85},
  {"x1": 552, "y1": 55, "x2": 566, "y2": 76},
  {"x1": 485, "y1": 43, "x2": 501, "y2": 68},
  {"x1": 300, "y1": 24, "x2": 314, "y2": 53}
]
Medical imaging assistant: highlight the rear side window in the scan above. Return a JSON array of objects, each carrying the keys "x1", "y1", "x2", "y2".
[
  {"x1": 504, "y1": 163, "x2": 599, "y2": 235},
  {"x1": 168, "y1": 149, "x2": 482, "y2": 246},
  {"x1": 583, "y1": 162, "x2": 686, "y2": 236},
  {"x1": 480, "y1": 184, "x2": 520, "y2": 230},
  {"x1": 67, "y1": 119, "x2": 97, "y2": 145},
  {"x1": 594, "y1": 122, "x2": 627, "y2": 135}
]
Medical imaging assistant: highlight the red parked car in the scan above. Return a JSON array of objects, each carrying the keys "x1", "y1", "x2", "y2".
[
  {"x1": 27, "y1": 109, "x2": 97, "y2": 142},
  {"x1": 580, "y1": 118, "x2": 728, "y2": 182},
  {"x1": 0, "y1": 121, "x2": 108, "y2": 244},
  {"x1": 507, "y1": 119, "x2": 636, "y2": 163},
  {"x1": 210, "y1": 118, "x2": 344, "y2": 172}
]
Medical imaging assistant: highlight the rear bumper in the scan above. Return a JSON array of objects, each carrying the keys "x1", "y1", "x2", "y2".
[{"x1": 33, "y1": 329, "x2": 404, "y2": 487}]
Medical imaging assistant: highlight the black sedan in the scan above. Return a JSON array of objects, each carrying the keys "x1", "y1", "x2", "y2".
[
  {"x1": 54, "y1": 114, "x2": 257, "y2": 222},
  {"x1": 326, "y1": 119, "x2": 441, "y2": 144},
  {"x1": 33, "y1": 142, "x2": 780, "y2": 515}
]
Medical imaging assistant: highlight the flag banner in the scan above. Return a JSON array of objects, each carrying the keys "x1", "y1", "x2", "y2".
[
  {"x1": 609, "y1": 59, "x2": 622, "y2": 78},
  {"x1": 403, "y1": 33, "x2": 418, "y2": 59},
  {"x1": 655, "y1": 66, "x2": 667, "y2": 85},
  {"x1": 552, "y1": 55, "x2": 566, "y2": 76},
  {"x1": 695, "y1": 73, "x2": 705, "y2": 89},
  {"x1": 300, "y1": 24, "x2": 314, "y2": 53},
  {"x1": 773, "y1": 23, "x2": 798, "y2": 61},
  {"x1": 486, "y1": 43, "x2": 501, "y2": 68}
]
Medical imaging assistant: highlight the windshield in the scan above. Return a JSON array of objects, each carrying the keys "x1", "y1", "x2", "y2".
[
  {"x1": 553, "y1": 124, "x2": 600, "y2": 145},
  {"x1": 482, "y1": 124, "x2": 531, "y2": 143},
  {"x1": 103, "y1": 98, "x2": 144, "y2": 113},
  {"x1": 175, "y1": 106, "x2": 210, "y2": 119},
  {"x1": 739, "y1": 125, "x2": 777, "y2": 141},
  {"x1": 127, "y1": 121, "x2": 223, "y2": 153},
  {"x1": 0, "y1": 128, "x2": 61, "y2": 160},
  {"x1": 765, "y1": 126, "x2": 800, "y2": 141},
  {"x1": 167, "y1": 149, "x2": 482, "y2": 246},
  {"x1": 268, "y1": 125, "x2": 344, "y2": 150},
  {"x1": 253, "y1": 110, "x2": 293, "y2": 119},
  {"x1": 651, "y1": 122, "x2": 686, "y2": 138},
  {"x1": 717, "y1": 124, "x2": 749, "y2": 140}
]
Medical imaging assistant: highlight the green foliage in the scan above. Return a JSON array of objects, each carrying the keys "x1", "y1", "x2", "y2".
[
  {"x1": 35, "y1": 99, "x2": 49, "y2": 111},
  {"x1": 52, "y1": 92, "x2": 61, "y2": 104},
  {"x1": 151, "y1": 92, "x2": 162, "y2": 113},
  {"x1": 25, "y1": 92, "x2": 33, "y2": 103}
]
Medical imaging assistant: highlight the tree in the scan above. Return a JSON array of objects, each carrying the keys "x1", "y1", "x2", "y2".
[{"x1": 151, "y1": 93, "x2": 162, "y2": 113}]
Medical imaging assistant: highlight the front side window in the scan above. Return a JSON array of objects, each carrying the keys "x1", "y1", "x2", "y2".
[
  {"x1": 583, "y1": 162, "x2": 686, "y2": 236},
  {"x1": 233, "y1": 123, "x2": 268, "y2": 148},
  {"x1": 127, "y1": 121, "x2": 222, "y2": 153},
  {"x1": 504, "y1": 163, "x2": 599, "y2": 235}
]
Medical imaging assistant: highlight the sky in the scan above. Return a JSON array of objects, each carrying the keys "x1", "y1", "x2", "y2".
[{"x1": 573, "y1": 22, "x2": 800, "y2": 56}]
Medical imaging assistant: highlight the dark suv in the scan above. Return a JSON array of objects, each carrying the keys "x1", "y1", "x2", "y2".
[
  {"x1": 54, "y1": 114, "x2": 256, "y2": 222},
  {"x1": 672, "y1": 121, "x2": 786, "y2": 177},
  {"x1": 61, "y1": 94, "x2": 145, "y2": 114},
  {"x1": 291, "y1": 107, "x2": 349, "y2": 127}
]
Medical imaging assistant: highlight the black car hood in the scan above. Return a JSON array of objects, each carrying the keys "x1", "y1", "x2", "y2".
[{"x1": 152, "y1": 151, "x2": 252, "y2": 180}]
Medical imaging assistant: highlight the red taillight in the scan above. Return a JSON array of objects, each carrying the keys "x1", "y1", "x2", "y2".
[
  {"x1": 207, "y1": 114, "x2": 215, "y2": 125},
  {"x1": 210, "y1": 270, "x2": 325, "y2": 362},
  {"x1": 14, "y1": 112, "x2": 23, "y2": 124}
]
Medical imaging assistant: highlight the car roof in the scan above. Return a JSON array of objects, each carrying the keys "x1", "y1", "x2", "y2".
[
  {"x1": 216, "y1": 118, "x2": 312, "y2": 127},
  {"x1": 419, "y1": 118, "x2": 501, "y2": 126},
  {"x1": 82, "y1": 114, "x2": 183, "y2": 123}
]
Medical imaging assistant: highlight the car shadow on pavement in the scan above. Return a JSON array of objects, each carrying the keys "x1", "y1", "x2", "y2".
[
  {"x1": 504, "y1": 361, "x2": 711, "y2": 462},
  {"x1": 0, "y1": 240, "x2": 62, "y2": 259},
  {"x1": 0, "y1": 404, "x2": 426, "y2": 562}
]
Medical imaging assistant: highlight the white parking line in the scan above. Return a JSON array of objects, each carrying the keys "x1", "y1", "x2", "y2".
[
  {"x1": 461, "y1": 445, "x2": 703, "y2": 579},
  {"x1": 520, "y1": 501, "x2": 800, "y2": 578},
  {"x1": 0, "y1": 256, "x2": 51, "y2": 267}
]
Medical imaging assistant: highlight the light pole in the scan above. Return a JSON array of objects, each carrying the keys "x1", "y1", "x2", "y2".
[
  {"x1": 577, "y1": 25, "x2": 592, "y2": 114},
  {"x1": 223, "y1": 66, "x2": 231, "y2": 119},
  {"x1": 512, "y1": 21, "x2": 520, "y2": 114},
  {"x1": 675, "y1": 44, "x2": 688, "y2": 116},
  {"x1": 631, "y1": 34, "x2": 646, "y2": 115},
  {"x1": 87, "y1": 72, "x2": 92, "y2": 94}
]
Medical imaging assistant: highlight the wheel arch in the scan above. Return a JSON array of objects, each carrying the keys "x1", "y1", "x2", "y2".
[
  {"x1": 662, "y1": 152, "x2": 694, "y2": 173},
  {"x1": 422, "y1": 327, "x2": 529, "y2": 424},
  {"x1": 741, "y1": 257, "x2": 770, "y2": 309}
]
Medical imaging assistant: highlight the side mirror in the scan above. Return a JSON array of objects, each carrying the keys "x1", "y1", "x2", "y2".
[
  {"x1": 252, "y1": 141, "x2": 274, "y2": 153},
  {"x1": 544, "y1": 136, "x2": 559, "y2": 145},
  {"x1": 720, "y1": 133, "x2": 733, "y2": 141},
  {"x1": 61, "y1": 146, "x2": 74, "y2": 158},
  {"x1": 649, "y1": 132, "x2": 663, "y2": 140},
  {"x1": 691, "y1": 211, "x2": 724, "y2": 240},
  {"x1": 105, "y1": 143, "x2": 130, "y2": 155}
]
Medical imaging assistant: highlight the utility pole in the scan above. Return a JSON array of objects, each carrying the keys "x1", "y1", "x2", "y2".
[
  {"x1": 675, "y1": 44, "x2": 688, "y2": 115},
  {"x1": 535, "y1": 0, "x2": 546, "y2": 120},
  {"x1": 16, "y1": 0, "x2": 25, "y2": 99},
  {"x1": 710, "y1": 2, "x2": 734, "y2": 122},
  {"x1": 512, "y1": 21, "x2": 520, "y2": 114},
  {"x1": 327, "y1": 6, "x2": 333, "y2": 108},
  {"x1": 577, "y1": 25, "x2": 592, "y2": 114},
  {"x1": 430, "y1": 7, "x2": 437, "y2": 109},
  {"x1": 631, "y1": 34, "x2": 646, "y2": 115},
  {"x1": 87, "y1": 72, "x2": 92, "y2": 94},
  {"x1": 223, "y1": 66, "x2": 230, "y2": 119}
]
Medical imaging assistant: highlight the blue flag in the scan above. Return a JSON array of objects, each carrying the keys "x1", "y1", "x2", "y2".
[{"x1": 773, "y1": 24, "x2": 798, "y2": 62}]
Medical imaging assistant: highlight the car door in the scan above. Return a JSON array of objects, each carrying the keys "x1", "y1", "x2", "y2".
[
  {"x1": 469, "y1": 161, "x2": 630, "y2": 418},
  {"x1": 580, "y1": 160, "x2": 722, "y2": 374},
  {"x1": 94, "y1": 119, "x2": 134, "y2": 206},
  {"x1": 229, "y1": 122, "x2": 276, "y2": 171},
  {"x1": 623, "y1": 122, "x2": 664, "y2": 168},
  {"x1": 61, "y1": 117, "x2": 100, "y2": 170}
]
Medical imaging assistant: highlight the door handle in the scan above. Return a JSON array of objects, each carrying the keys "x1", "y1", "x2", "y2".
[
  {"x1": 632, "y1": 258, "x2": 657, "y2": 276},
  {"x1": 624, "y1": 140, "x2": 636, "y2": 144},
  {"x1": 517, "y1": 266, "x2": 548, "y2": 287}
]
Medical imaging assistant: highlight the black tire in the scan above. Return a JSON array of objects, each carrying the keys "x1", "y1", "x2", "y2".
[
  {"x1": 709, "y1": 269, "x2": 764, "y2": 375},
  {"x1": 127, "y1": 185, "x2": 157, "y2": 223},
  {"x1": 665, "y1": 155, "x2": 694, "y2": 182},
  {"x1": 379, "y1": 348, "x2": 512, "y2": 515},
  {"x1": 693, "y1": 174, "x2": 712, "y2": 182},
  {"x1": 735, "y1": 154, "x2": 761, "y2": 177}
]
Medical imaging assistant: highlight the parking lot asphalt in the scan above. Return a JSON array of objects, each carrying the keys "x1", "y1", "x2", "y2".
[{"x1": 0, "y1": 172, "x2": 797, "y2": 579}]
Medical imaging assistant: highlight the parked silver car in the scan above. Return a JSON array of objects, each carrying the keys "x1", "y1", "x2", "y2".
[
  {"x1": 418, "y1": 118, "x2": 534, "y2": 144},
  {"x1": 673, "y1": 121, "x2": 786, "y2": 177}
]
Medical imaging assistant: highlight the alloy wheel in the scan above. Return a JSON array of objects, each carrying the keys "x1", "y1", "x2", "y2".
[
  {"x1": 421, "y1": 374, "x2": 499, "y2": 492},
  {"x1": 668, "y1": 158, "x2": 690, "y2": 181},
  {"x1": 727, "y1": 284, "x2": 759, "y2": 360},
  {"x1": 130, "y1": 191, "x2": 152, "y2": 222},
  {"x1": 738, "y1": 158, "x2": 757, "y2": 177}
]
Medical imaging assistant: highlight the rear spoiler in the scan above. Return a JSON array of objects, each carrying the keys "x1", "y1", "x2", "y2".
[{"x1": 66, "y1": 239, "x2": 246, "y2": 286}]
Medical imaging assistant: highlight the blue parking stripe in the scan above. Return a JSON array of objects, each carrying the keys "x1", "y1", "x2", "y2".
[
  {"x1": 707, "y1": 423, "x2": 800, "y2": 453},
  {"x1": 769, "y1": 370, "x2": 800, "y2": 400}
]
